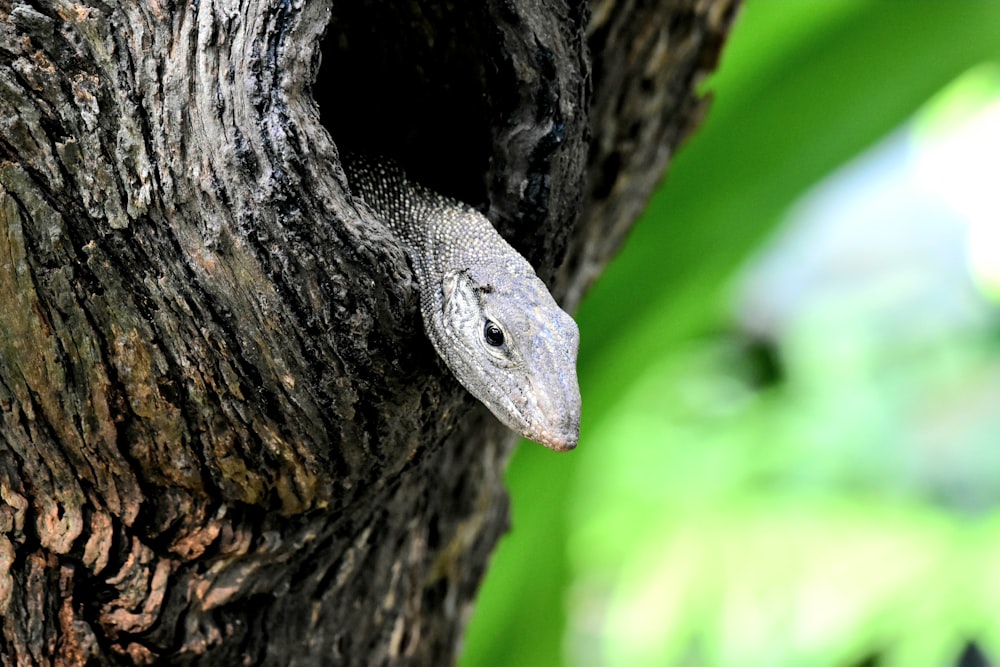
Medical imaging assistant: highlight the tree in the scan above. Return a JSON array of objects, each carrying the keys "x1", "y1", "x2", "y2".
[{"x1": 0, "y1": 0, "x2": 738, "y2": 664}]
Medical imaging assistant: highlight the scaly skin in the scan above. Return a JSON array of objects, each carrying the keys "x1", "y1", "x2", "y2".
[{"x1": 343, "y1": 154, "x2": 581, "y2": 450}]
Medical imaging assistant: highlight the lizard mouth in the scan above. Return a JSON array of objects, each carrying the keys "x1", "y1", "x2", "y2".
[
  {"x1": 503, "y1": 375, "x2": 580, "y2": 452},
  {"x1": 531, "y1": 427, "x2": 579, "y2": 452}
]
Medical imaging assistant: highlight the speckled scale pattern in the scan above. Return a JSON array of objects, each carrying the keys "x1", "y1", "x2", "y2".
[
  {"x1": 342, "y1": 154, "x2": 528, "y2": 272},
  {"x1": 343, "y1": 153, "x2": 581, "y2": 450}
]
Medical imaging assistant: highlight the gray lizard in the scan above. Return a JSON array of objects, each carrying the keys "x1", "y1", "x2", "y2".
[{"x1": 343, "y1": 154, "x2": 581, "y2": 451}]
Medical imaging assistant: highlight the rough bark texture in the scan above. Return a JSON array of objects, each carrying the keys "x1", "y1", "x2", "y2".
[{"x1": 0, "y1": 0, "x2": 738, "y2": 665}]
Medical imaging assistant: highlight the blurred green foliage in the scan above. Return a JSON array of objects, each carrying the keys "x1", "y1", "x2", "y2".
[{"x1": 460, "y1": 3, "x2": 1000, "y2": 667}]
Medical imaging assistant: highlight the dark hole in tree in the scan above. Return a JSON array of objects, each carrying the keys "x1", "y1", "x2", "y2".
[{"x1": 316, "y1": 2, "x2": 504, "y2": 209}]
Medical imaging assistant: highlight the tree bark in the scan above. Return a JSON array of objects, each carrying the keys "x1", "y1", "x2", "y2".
[{"x1": 0, "y1": 0, "x2": 738, "y2": 664}]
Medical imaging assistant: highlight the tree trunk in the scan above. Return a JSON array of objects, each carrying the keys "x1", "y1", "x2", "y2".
[{"x1": 0, "y1": 0, "x2": 738, "y2": 664}]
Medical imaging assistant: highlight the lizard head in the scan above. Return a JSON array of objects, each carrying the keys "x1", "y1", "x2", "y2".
[{"x1": 427, "y1": 263, "x2": 581, "y2": 451}]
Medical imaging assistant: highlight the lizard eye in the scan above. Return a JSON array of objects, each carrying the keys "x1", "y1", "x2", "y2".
[{"x1": 483, "y1": 320, "x2": 505, "y2": 347}]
